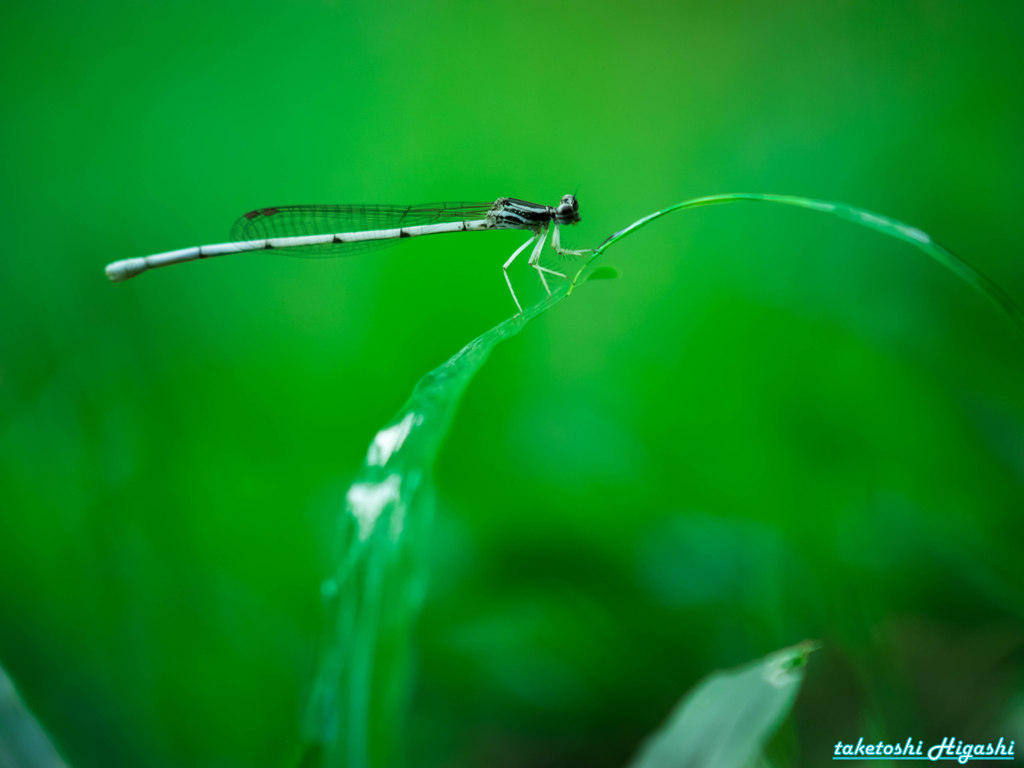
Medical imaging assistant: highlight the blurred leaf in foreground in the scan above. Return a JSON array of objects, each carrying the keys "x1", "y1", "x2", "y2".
[{"x1": 628, "y1": 642, "x2": 817, "y2": 768}]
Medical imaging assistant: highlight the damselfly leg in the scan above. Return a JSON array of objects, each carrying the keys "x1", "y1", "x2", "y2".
[{"x1": 502, "y1": 235, "x2": 537, "y2": 314}]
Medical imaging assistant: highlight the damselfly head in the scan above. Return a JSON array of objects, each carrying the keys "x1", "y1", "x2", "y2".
[{"x1": 554, "y1": 194, "x2": 581, "y2": 225}]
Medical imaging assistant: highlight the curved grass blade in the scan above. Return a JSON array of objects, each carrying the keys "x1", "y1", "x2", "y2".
[
  {"x1": 297, "y1": 293, "x2": 567, "y2": 768},
  {"x1": 297, "y1": 192, "x2": 1019, "y2": 768},
  {"x1": 571, "y1": 193, "x2": 1024, "y2": 333},
  {"x1": 628, "y1": 642, "x2": 817, "y2": 768}
]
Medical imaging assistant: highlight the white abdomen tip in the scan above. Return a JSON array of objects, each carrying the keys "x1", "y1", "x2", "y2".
[{"x1": 105, "y1": 258, "x2": 147, "y2": 282}]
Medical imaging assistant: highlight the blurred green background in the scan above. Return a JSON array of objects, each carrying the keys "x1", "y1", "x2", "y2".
[{"x1": 2, "y1": 1, "x2": 1024, "y2": 766}]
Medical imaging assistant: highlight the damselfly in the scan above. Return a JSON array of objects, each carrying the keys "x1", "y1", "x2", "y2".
[{"x1": 105, "y1": 194, "x2": 591, "y2": 312}]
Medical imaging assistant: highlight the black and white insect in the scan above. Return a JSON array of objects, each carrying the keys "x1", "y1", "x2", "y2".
[{"x1": 105, "y1": 194, "x2": 590, "y2": 312}]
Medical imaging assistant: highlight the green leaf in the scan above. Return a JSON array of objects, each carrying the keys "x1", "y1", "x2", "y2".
[
  {"x1": 298, "y1": 291, "x2": 571, "y2": 768},
  {"x1": 300, "y1": 193, "x2": 1021, "y2": 767},
  {"x1": 627, "y1": 642, "x2": 817, "y2": 768}
]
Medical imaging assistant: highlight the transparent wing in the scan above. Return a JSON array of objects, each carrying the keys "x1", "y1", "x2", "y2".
[{"x1": 229, "y1": 201, "x2": 495, "y2": 258}]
